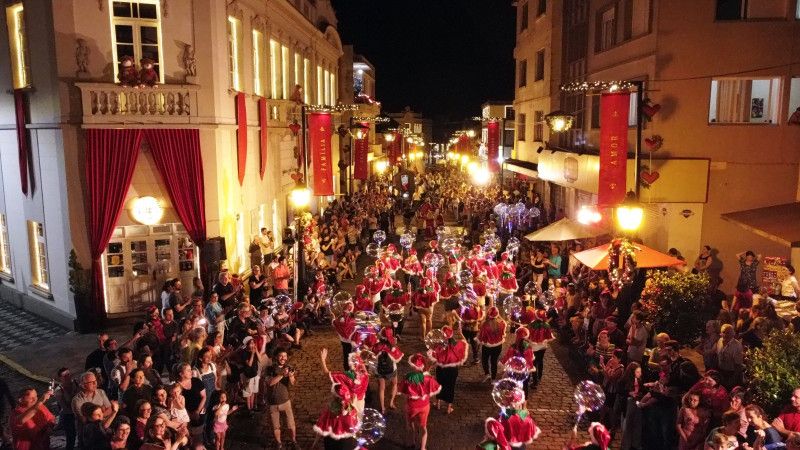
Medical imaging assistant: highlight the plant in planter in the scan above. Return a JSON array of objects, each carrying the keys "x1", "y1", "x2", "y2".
[
  {"x1": 68, "y1": 250, "x2": 94, "y2": 332},
  {"x1": 639, "y1": 270, "x2": 714, "y2": 346},
  {"x1": 746, "y1": 329, "x2": 800, "y2": 416}
]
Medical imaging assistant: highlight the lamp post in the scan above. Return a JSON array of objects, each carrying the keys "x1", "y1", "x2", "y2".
[
  {"x1": 290, "y1": 182, "x2": 311, "y2": 299},
  {"x1": 615, "y1": 190, "x2": 644, "y2": 233}
]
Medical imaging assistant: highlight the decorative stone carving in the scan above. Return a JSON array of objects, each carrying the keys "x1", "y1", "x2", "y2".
[
  {"x1": 75, "y1": 39, "x2": 90, "y2": 79},
  {"x1": 226, "y1": 0, "x2": 243, "y2": 20},
  {"x1": 182, "y1": 44, "x2": 196, "y2": 78}
]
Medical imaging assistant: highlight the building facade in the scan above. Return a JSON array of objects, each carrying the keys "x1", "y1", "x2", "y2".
[
  {"x1": 0, "y1": 0, "x2": 347, "y2": 328},
  {"x1": 513, "y1": 0, "x2": 800, "y2": 286}
]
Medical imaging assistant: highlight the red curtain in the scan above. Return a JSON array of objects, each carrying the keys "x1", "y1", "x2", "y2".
[
  {"x1": 235, "y1": 92, "x2": 247, "y2": 185},
  {"x1": 85, "y1": 129, "x2": 143, "y2": 320},
  {"x1": 144, "y1": 129, "x2": 207, "y2": 246},
  {"x1": 258, "y1": 98, "x2": 268, "y2": 179},
  {"x1": 14, "y1": 90, "x2": 29, "y2": 195}
]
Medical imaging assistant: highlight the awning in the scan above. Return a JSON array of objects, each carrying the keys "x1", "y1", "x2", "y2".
[
  {"x1": 721, "y1": 202, "x2": 800, "y2": 247},
  {"x1": 505, "y1": 158, "x2": 538, "y2": 178},
  {"x1": 573, "y1": 242, "x2": 686, "y2": 270},
  {"x1": 525, "y1": 217, "x2": 609, "y2": 242}
]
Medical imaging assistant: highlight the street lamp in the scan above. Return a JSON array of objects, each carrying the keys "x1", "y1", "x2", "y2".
[
  {"x1": 616, "y1": 191, "x2": 643, "y2": 232},
  {"x1": 544, "y1": 110, "x2": 575, "y2": 133},
  {"x1": 472, "y1": 166, "x2": 491, "y2": 186},
  {"x1": 466, "y1": 129, "x2": 477, "y2": 138},
  {"x1": 350, "y1": 122, "x2": 369, "y2": 140},
  {"x1": 289, "y1": 180, "x2": 311, "y2": 299},
  {"x1": 383, "y1": 131, "x2": 395, "y2": 142}
]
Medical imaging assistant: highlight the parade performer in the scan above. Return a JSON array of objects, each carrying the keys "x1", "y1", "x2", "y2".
[
  {"x1": 473, "y1": 271, "x2": 488, "y2": 307},
  {"x1": 500, "y1": 327, "x2": 536, "y2": 398},
  {"x1": 565, "y1": 422, "x2": 611, "y2": 450},
  {"x1": 527, "y1": 308, "x2": 554, "y2": 388},
  {"x1": 319, "y1": 348, "x2": 369, "y2": 415},
  {"x1": 498, "y1": 252, "x2": 519, "y2": 294},
  {"x1": 372, "y1": 327, "x2": 404, "y2": 413},
  {"x1": 399, "y1": 353, "x2": 441, "y2": 450},
  {"x1": 414, "y1": 276, "x2": 439, "y2": 338},
  {"x1": 498, "y1": 399, "x2": 542, "y2": 450},
  {"x1": 365, "y1": 265, "x2": 389, "y2": 304},
  {"x1": 476, "y1": 418, "x2": 511, "y2": 450},
  {"x1": 478, "y1": 306, "x2": 506, "y2": 382},
  {"x1": 353, "y1": 284, "x2": 373, "y2": 312},
  {"x1": 382, "y1": 280, "x2": 410, "y2": 337},
  {"x1": 460, "y1": 301, "x2": 484, "y2": 366},
  {"x1": 312, "y1": 383, "x2": 359, "y2": 450},
  {"x1": 403, "y1": 248, "x2": 424, "y2": 292},
  {"x1": 382, "y1": 244, "x2": 402, "y2": 276},
  {"x1": 428, "y1": 325, "x2": 468, "y2": 414},
  {"x1": 333, "y1": 302, "x2": 356, "y2": 371},
  {"x1": 440, "y1": 270, "x2": 461, "y2": 311}
]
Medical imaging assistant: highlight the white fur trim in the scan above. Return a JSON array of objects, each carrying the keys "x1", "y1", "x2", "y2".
[
  {"x1": 478, "y1": 339, "x2": 505, "y2": 348},
  {"x1": 313, "y1": 425, "x2": 355, "y2": 439}
]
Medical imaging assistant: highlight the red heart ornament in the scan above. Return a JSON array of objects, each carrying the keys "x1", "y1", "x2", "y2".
[
  {"x1": 644, "y1": 138, "x2": 660, "y2": 151},
  {"x1": 288, "y1": 121, "x2": 302, "y2": 136},
  {"x1": 641, "y1": 170, "x2": 660, "y2": 185},
  {"x1": 643, "y1": 103, "x2": 661, "y2": 118}
]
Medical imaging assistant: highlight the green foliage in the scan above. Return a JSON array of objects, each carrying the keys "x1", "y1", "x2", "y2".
[
  {"x1": 746, "y1": 329, "x2": 800, "y2": 416},
  {"x1": 68, "y1": 250, "x2": 90, "y2": 298},
  {"x1": 640, "y1": 270, "x2": 713, "y2": 346}
]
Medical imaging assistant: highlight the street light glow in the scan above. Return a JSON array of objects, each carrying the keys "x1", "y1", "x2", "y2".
[
  {"x1": 290, "y1": 184, "x2": 312, "y2": 209},
  {"x1": 616, "y1": 192, "x2": 644, "y2": 231},
  {"x1": 577, "y1": 206, "x2": 602, "y2": 225},
  {"x1": 466, "y1": 129, "x2": 476, "y2": 138},
  {"x1": 472, "y1": 166, "x2": 491, "y2": 185}
]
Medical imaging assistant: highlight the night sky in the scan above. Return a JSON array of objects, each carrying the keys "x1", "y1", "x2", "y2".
[{"x1": 330, "y1": 0, "x2": 516, "y2": 140}]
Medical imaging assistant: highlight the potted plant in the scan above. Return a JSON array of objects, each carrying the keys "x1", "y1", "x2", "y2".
[{"x1": 68, "y1": 250, "x2": 94, "y2": 333}]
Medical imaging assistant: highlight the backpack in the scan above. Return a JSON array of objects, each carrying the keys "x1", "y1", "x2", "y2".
[{"x1": 376, "y1": 351, "x2": 395, "y2": 376}]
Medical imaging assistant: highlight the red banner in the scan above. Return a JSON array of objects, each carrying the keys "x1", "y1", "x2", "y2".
[
  {"x1": 388, "y1": 132, "x2": 400, "y2": 165},
  {"x1": 487, "y1": 120, "x2": 500, "y2": 172},
  {"x1": 353, "y1": 122, "x2": 370, "y2": 180},
  {"x1": 309, "y1": 112, "x2": 333, "y2": 196},
  {"x1": 258, "y1": 98, "x2": 268, "y2": 179},
  {"x1": 598, "y1": 92, "x2": 630, "y2": 206},
  {"x1": 235, "y1": 92, "x2": 247, "y2": 185}
]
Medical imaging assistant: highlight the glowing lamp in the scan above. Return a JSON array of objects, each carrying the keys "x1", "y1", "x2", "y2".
[
  {"x1": 350, "y1": 122, "x2": 369, "y2": 140},
  {"x1": 544, "y1": 111, "x2": 575, "y2": 133},
  {"x1": 616, "y1": 192, "x2": 643, "y2": 231},
  {"x1": 130, "y1": 196, "x2": 164, "y2": 225},
  {"x1": 408, "y1": 152, "x2": 416, "y2": 161},
  {"x1": 375, "y1": 160, "x2": 388, "y2": 174},
  {"x1": 466, "y1": 129, "x2": 477, "y2": 138},
  {"x1": 290, "y1": 183, "x2": 312, "y2": 209},
  {"x1": 472, "y1": 166, "x2": 491, "y2": 185},
  {"x1": 406, "y1": 136, "x2": 414, "y2": 144},
  {"x1": 460, "y1": 154, "x2": 470, "y2": 164},
  {"x1": 467, "y1": 161, "x2": 478, "y2": 174},
  {"x1": 577, "y1": 206, "x2": 602, "y2": 225},
  {"x1": 383, "y1": 132, "x2": 395, "y2": 142}
]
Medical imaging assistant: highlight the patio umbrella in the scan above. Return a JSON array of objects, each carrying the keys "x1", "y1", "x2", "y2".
[
  {"x1": 572, "y1": 242, "x2": 686, "y2": 270},
  {"x1": 525, "y1": 218, "x2": 608, "y2": 242}
]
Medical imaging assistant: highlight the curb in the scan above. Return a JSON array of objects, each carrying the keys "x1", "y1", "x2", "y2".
[{"x1": 0, "y1": 352, "x2": 51, "y2": 384}]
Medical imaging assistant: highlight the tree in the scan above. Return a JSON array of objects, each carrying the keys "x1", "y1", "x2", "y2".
[
  {"x1": 639, "y1": 270, "x2": 714, "y2": 346},
  {"x1": 746, "y1": 329, "x2": 800, "y2": 416}
]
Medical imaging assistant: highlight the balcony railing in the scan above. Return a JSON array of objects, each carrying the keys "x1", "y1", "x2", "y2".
[{"x1": 76, "y1": 82, "x2": 200, "y2": 124}]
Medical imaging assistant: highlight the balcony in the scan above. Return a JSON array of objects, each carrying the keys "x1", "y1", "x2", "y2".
[{"x1": 76, "y1": 82, "x2": 200, "y2": 125}]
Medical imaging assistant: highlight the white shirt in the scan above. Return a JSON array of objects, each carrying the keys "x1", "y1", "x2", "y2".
[
  {"x1": 214, "y1": 403, "x2": 230, "y2": 423},
  {"x1": 781, "y1": 275, "x2": 799, "y2": 298}
]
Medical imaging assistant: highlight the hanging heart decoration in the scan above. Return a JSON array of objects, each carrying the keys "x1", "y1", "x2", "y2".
[
  {"x1": 642, "y1": 98, "x2": 661, "y2": 121},
  {"x1": 641, "y1": 170, "x2": 660, "y2": 186},
  {"x1": 644, "y1": 135, "x2": 663, "y2": 151},
  {"x1": 288, "y1": 120, "x2": 302, "y2": 136}
]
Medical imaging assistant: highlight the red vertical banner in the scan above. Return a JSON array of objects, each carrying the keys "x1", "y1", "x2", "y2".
[
  {"x1": 235, "y1": 92, "x2": 247, "y2": 185},
  {"x1": 388, "y1": 132, "x2": 400, "y2": 165},
  {"x1": 353, "y1": 122, "x2": 370, "y2": 180},
  {"x1": 257, "y1": 98, "x2": 268, "y2": 179},
  {"x1": 598, "y1": 92, "x2": 630, "y2": 206},
  {"x1": 487, "y1": 120, "x2": 500, "y2": 172},
  {"x1": 309, "y1": 112, "x2": 333, "y2": 196}
]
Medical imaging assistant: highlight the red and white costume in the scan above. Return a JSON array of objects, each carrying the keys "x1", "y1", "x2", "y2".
[
  {"x1": 353, "y1": 284, "x2": 373, "y2": 312},
  {"x1": 500, "y1": 328, "x2": 535, "y2": 373},
  {"x1": 498, "y1": 253, "x2": 518, "y2": 294},
  {"x1": 476, "y1": 418, "x2": 511, "y2": 450},
  {"x1": 527, "y1": 309, "x2": 554, "y2": 352},
  {"x1": 365, "y1": 272, "x2": 389, "y2": 302},
  {"x1": 477, "y1": 307, "x2": 506, "y2": 348},
  {"x1": 567, "y1": 422, "x2": 611, "y2": 450},
  {"x1": 403, "y1": 250, "x2": 423, "y2": 277},
  {"x1": 372, "y1": 328, "x2": 404, "y2": 363},
  {"x1": 498, "y1": 407, "x2": 542, "y2": 447},
  {"x1": 382, "y1": 244, "x2": 402, "y2": 275},
  {"x1": 313, "y1": 383, "x2": 359, "y2": 439},
  {"x1": 427, "y1": 326, "x2": 469, "y2": 368},
  {"x1": 414, "y1": 278, "x2": 439, "y2": 310},
  {"x1": 398, "y1": 354, "x2": 441, "y2": 427},
  {"x1": 329, "y1": 369, "x2": 369, "y2": 413},
  {"x1": 439, "y1": 271, "x2": 460, "y2": 300},
  {"x1": 333, "y1": 307, "x2": 356, "y2": 344}
]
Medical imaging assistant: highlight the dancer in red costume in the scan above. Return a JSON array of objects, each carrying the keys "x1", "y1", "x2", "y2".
[
  {"x1": 371, "y1": 327, "x2": 404, "y2": 413},
  {"x1": 500, "y1": 327, "x2": 536, "y2": 399},
  {"x1": 428, "y1": 325, "x2": 468, "y2": 414},
  {"x1": 564, "y1": 422, "x2": 611, "y2": 450},
  {"x1": 527, "y1": 308, "x2": 554, "y2": 388},
  {"x1": 312, "y1": 383, "x2": 358, "y2": 450},
  {"x1": 403, "y1": 248, "x2": 423, "y2": 292},
  {"x1": 399, "y1": 353, "x2": 441, "y2": 450},
  {"x1": 478, "y1": 306, "x2": 507, "y2": 382},
  {"x1": 382, "y1": 280, "x2": 409, "y2": 337},
  {"x1": 333, "y1": 302, "x2": 356, "y2": 372},
  {"x1": 353, "y1": 284, "x2": 373, "y2": 312},
  {"x1": 476, "y1": 417, "x2": 512, "y2": 450},
  {"x1": 498, "y1": 252, "x2": 518, "y2": 295},
  {"x1": 498, "y1": 396, "x2": 542, "y2": 449},
  {"x1": 414, "y1": 276, "x2": 439, "y2": 338},
  {"x1": 381, "y1": 244, "x2": 402, "y2": 276},
  {"x1": 319, "y1": 348, "x2": 370, "y2": 415}
]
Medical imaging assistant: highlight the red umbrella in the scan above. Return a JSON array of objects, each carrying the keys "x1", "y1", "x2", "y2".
[{"x1": 572, "y1": 242, "x2": 686, "y2": 270}]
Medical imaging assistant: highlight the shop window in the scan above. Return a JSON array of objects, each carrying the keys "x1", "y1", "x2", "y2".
[
  {"x1": 6, "y1": 3, "x2": 30, "y2": 89},
  {"x1": 518, "y1": 60, "x2": 527, "y2": 88},
  {"x1": 534, "y1": 110, "x2": 544, "y2": 142},
  {"x1": 535, "y1": 49, "x2": 545, "y2": 81},
  {"x1": 789, "y1": 77, "x2": 800, "y2": 124},
  {"x1": 716, "y1": 0, "x2": 786, "y2": 20},
  {"x1": 269, "y1": 39, "x2": 281, "y2": 99},
  {"x1": 596, "y1": 6, "x2": 616, "y2": 52},
  {"x1": 27, "y1": 221, "x2": 49, "y2": 292},
  {"x1": 520, "y1": 2, "x2": 529, "y2": 32},
  {"x1": 0, "y1": 214, "x2": 11, "y2": 276},
  {"x1": 517, "y1": 113, "x2": 527, "y2": 141},
  {"x1": 252, "y1": 29, "x2": 265, "y2": 96},
  {"x1": 708, "y1": 77, "x2": 781, "y2": 124},
  {"x1": 111, "y1": 0, "x2": 163, "y2": 84},
  {"x1": 537, "y1": 0, "x2": 547, "y2": 16}
]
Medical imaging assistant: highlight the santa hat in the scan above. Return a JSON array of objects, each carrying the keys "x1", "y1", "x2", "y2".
[
  {"x1": 535, "y1": 309, "x2": 548, "y2": 321},
  {"x1": 515, "y1": 327, "x2": 530, "y2": 341},
  {"x1": 429, "y1": 240, "x2": 438, "y2": 249},
  {"x1": 487, "y1": 306, "x2": 500, "y2": 319},
  {"x1": 355, "y1": 285, "x2": 366, "y2": 296},
  {"x1": 484, "y1": 418, "x2": 510, "y2": 450},
  {"x1": 409, "y1": 249, "x2": 417, "y2": 256},
  {"x1": 333, "y1": 383, "x2": 353, "y2": 405},
  {"x1": 387, "y1": 243, "x2": 396, "y2": 252},
  {"x1": 441, "y1": 325, "x2": 454, "y2": 339},
  {"x1": 292, "y1": 301, "x2": 304, "y2": 311},
  {"x1": 408, "y1": 353, "x2": 426, "y2": 371},
  {"x1": 380, "y1": 327, "x2": 396, "y2": 344},
  {"x1": 589, "y1": 422, "x2": 611, "y2": 450},
  {"x1": 363, "y1": 333, "x2": 378, "y2": 348},
  {"x1": 501, "y1": 252, "x2": 509, "y2": 261},
  {"x1": 472, "y1": 245, "x2": 482, "y2": 253}
]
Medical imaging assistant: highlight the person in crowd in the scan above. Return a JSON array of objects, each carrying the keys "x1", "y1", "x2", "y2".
[
  {"x1": 429, "y1": 325, "x2": 468, "y2": 414},
  {"x1": 239, "y1": 336, "x2": 263, "y2": 414},
  {"x1": 677, "y1": 392, "x2": 710, "y2": 450},
  {"x1": 109, "y1": 416, "x2": 131, "y2": 450},
  {"x1": 735, "y1": 250, "x2": 761, "y2": 294},
  {"x1": 173, "y1": 363, "x2": 206, "y2": 441},
  {"x1": 121, "y1": 369, "x2": 153, "y2": 419},
  {"x1": 780, "y1": 265, "x2": 800, "y2": 300},
  {"x1": 72, "y1": 370, "x2": 113, "y2": 438},
  {"x1": 139, "y1": 413, "x2": 188, "y2": 450},
  {"x1": 744, "y1": 404, "x2": 784, "y2": 448},
  {"x1": 773, "y1": 388, "x2": 800, "y2": 438},
  {"x1": 704, "y1": 410, "x2": 746, "y2": 450},
  {"x1": 265, "y1": 349, "x2": 297, "y2": 448},
  {"x1": 399, "y1": 353, "x2": 441, "y2": 450},
  {"x1": 10, "y1": 387, "x2": 56, "y2": 450},
  {"x1": 79, "y1": 401, "x2": 118, "y2": 450},
  {"x1": 210, "y1": 391, "x2": 237, "y2": 450},
  {"x1": 272, "y1": 256, "x2": 291, "y2": 296},
  {"x1": 716, "y1": 324, "x2": 744, "y2": 390},
  {"x1": 478, "y1": 306, "x2": 506, "y2": 382},
  {"x1": 54, "y1": 367, "x2": 78, "y2": 450}
]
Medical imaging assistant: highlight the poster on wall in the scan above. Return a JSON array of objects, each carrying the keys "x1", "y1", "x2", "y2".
[{"x1": 761, "y1": 256, "x2": 788, "y2": 295}]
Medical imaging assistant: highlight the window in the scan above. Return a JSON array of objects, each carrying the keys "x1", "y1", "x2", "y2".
[
  {"x1": 537, "y1": 0, "x2": 547, "y2": 16},
  {"x1": 317, "y1": 65, "x2": 323, "y2": 104},
  {"x1": 226, "y1": 16, "x2": 242, "y2": 91},
  {"x1": 596, "y1": 6, "x2": 616, "y2": 52},
  {"x1": 281, "y1": 45, "x2": 290, "y2": 100},
  {"x1": 6, "y1": 3, "x2": 30, "y2": 89},
  {"x1": 269, "y1": 39, "x2": 280, "y2": 99},
  {"x1": 708, "y1": 78, "x2": 781, "y2": 124},
  {"x1": 294, "y1": 53, "x2": 301, "y2": 88},
  {"x1": 324, "y1": 69, "x2": 330, "y2": 104},
  {"x1": 535, "y1": 49, "x2": 545, "y2": 81},
  {"x1": 252, "y1": 29, "x2": 264, "y2": 95},
  {"x1": 518, "y1": 60, "x2": 527, "y2": 88},
  {"x1": 0, "y1": 214, "x2": 11, "y2": 275},
  {"x1": 797, "y1": 0, "x2": 800, "y2": 18},
  {"x1": 330, "y1": 71, "x2": 337, "y2": 105},
  {"x1": 716, "y1": 0, "x2": 786, "y2": 20},
  {"x1": 27, "y1": 221, "x2": 48, "y2": 291},
  {"x1": 111, "y1": 1, "x2": 163, "y2": 84},
  {"x1": 789, "y1": 77, "x2": 800, "y2": 123},
  {"x1": 533, "y1": 111, "x2": 544, "y2": 142},
  {"x1": 517, "y1": 113, "x2": 527, "y2": 141},
  {"x1": 303, "y1": 58, "x2": 310, "y2": 103},
  {"x1": 520, "y1": 2, "x2": 529, "y2": 32},
  {"x1": 623, "y1": 0, "x2": 651, "y2": 39},
  {"x1": 591, "y1": 95, "x2": 600, "y2": 128}
]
